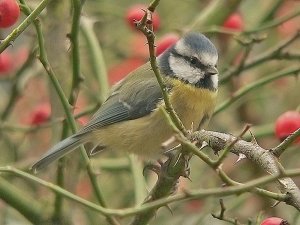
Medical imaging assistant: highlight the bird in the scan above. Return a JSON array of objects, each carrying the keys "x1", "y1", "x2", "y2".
[{"x1": 32, "y1": 32, "x2": 219, "y2": 172}]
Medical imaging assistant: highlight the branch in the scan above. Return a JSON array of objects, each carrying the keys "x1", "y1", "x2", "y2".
[
  {"x1": 212, "y1": 199, "x2": 242, "y2": 225},
  {"x1": 135, "y1": 0, "x2": 187, "y2": 135},
  {"x1": 187, "y1": 0, "x2": 242, "y2": 31},
  {"x1": 244, "y1": 7, "x2": 300, "y2": 34},
  {"x1": 52, "y1": 0, "x2": 83, "y2": 222},
  {"x1": 218, "y1": 169, "x2": 288, "y2": 202},
  {"x1": 80, "y1": 18, "x2": 109, "y2": 102},
  {"x1": 0, "y1": 177, "x2": 44, "y2": 224},
  {"x1": 215, "y1": 67, "x2": 300, "y2": 115},
  {"x1": 0, "y1": 0, "x2": 51, "y2": 53},
  {"x1": 19, "y1": 1, "x2": 119, "y2": 224},
  {"x1": 1, "y1": 166, "x2": 300, "y2": 217},
  {"x1": 128, "y1": 155, "x2": 148, "y2": 205},
  {"x1": 192, "y1": 130, "x2": 300, "y2": 210},
  {"x1": 200, "y1": 3, "x2": 299, "y2": 36},
  {"x1": 0, "y1": 103, "x2": 99, "y2": 134},
  {"x1": 130, "y1": 150, "x2": 188, "y2": 225},
  {"x1": 203, "y1": 6, "x2": 300, "y2": 36},
  {"x1": 220, "y1": 31, "x2": 300, "y2": 84},
  {"x1": 131, "y1": 1, "x2": 191, "y2": 223},
  {"x1": 0, "y1": 47, "x2": 38, "y2": 121},
  {"x1": 171, "y1": 122, "x2": 290, "y2": 204},
  {"x1": 271, "y1": 128, "x2": 300, "y2": 157}
]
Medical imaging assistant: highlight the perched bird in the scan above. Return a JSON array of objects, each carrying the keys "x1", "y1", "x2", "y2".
[{"x1": 32, "y1": 32, "x2": 219, "y2": 172}]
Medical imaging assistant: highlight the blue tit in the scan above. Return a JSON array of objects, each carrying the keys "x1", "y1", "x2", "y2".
[{"x1": 32, "y1": 32, "x2": 219, "y2": 172}]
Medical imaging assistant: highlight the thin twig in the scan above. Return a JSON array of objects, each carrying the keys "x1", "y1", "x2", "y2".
[
  {"x1": 212, "y1": 124, "x2": 251, "y2": 168},
  {"x1": 68, "y1": 2, "x2": 120, "y2": 224},
  {"x1": 187, "y1": 0, "x2": 242, "y2": 31},
  {"x1": 128, "y1": 155, "x2": 147, "y2": 205},
  {"x1": 200, "y1": 5, "x2": 299, "y2": 36},
  {"x1": 218, "y1": 169, "x2": 288, "y2": 202},
  {"x1": 193, "y1": 130, "x2": 300, "y2": 210},
  {"x1": 271, "y1": 128, "x2": 300, "y2": 158},
  {"x1": 244, "y1": 7, "x2": 300, "y2": 34},
  {"x1": 1, "y1": 166, "x2": 300, "y2": 216},
  {"x1": 20, "y1": 1, "x2": 119, "y2": 224},
  {"x1": 52, "y1": 0, "x2": 84, "y2": 221},
  {"x1": 221, "y1": 31, "x2": 300, "y2": 84},
  {"x1": 0, "y1": 47, "x2": 38, "y2": 121},
  {"x1": 0, "y1": 177, "x2": 44, "y2": 224},
  {"x1": 80, "y1": 18, "x2": 109, "y2": 102},
  {"x1": 135, "y1": 1, "x2": 187, "y2": 135},
  {"x1": 0, "y1": 0, "x2": 52, "y2": 53},
  {"x1": 212, "y1": 199, "x2": 243, "y2": 225},
  {"x1": 0, "y1": 103, "x2": 98, "y2": 133},
  {"x1": 216, "y1": 67, "x2": 300, "y2": 115},
  {"x1": 160, "y1": 107, "x2": 215, "y2": 167}
]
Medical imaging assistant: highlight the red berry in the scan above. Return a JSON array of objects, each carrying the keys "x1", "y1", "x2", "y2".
[
  {"x1": 30, "y1": 103, "x2": 51, "y2": 125},
  {"x1": 261, "y1": 217, "x2": 289, "y2": 225},
  {"x1": 276, "y1": 1, "x2": 300, "y2": 37},
  {"x1": 108, "y1": 57, "x2": 144, "y2": 85},
  {"x1": 0, "y1": 0, "x2": 20, "y2": 28},
  {"x1": 125, "y1": 4, "x2": 160, "y2": 31},
  {"x1": 184, "y1": 199, "x2": 203, "y2": 213},
  {"x1": 76, "y1": 178, "x2": 92, "y2": 199},
  {"x1": 156, "y1": 33, "x2": 180, "y2": 56},
  {"x1": 275, "y1": 111, "x2": 300, "y2": 143},
  {"x1": 223, "y1": 13, "x2": 244, "y2": 31},
  {"x1": 0, "y1": 51, "x2": 13, "y2": 75}
]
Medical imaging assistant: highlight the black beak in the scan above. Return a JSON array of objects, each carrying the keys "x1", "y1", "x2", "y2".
[{"x1": 205, "y1": 66, "x2": 218, "y2": 76}]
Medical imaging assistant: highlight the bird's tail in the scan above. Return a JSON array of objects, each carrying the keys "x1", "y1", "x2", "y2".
[{"x1": 31, "y1": 134, "x2": 87, "y2": 172}]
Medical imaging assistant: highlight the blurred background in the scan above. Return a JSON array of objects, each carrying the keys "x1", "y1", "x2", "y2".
[{"x1": 0, "y1": 0, "x2": 299, "y2": 224}]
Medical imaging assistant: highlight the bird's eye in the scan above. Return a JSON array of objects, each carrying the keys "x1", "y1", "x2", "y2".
[{"x1": 190, "y1": 57, "x2": 198, "y2": 65}]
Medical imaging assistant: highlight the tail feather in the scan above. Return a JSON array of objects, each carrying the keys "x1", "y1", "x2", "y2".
[{"x1": 31, "y1": 134, "x2": 87, "y2": 172}]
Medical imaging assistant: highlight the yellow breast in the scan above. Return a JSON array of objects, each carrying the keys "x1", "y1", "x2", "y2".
[{"x1": 168, "y1": 78, "x2": 218, "y2": 130}]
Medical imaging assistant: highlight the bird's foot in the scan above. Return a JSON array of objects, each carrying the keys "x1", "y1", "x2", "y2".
[{"x1": 143, "y1": 160, "x2": 163, "y2": 177}]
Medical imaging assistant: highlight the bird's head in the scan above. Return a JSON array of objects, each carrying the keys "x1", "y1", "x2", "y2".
[{"x1": 158, "y1": 32, "x2": 219, "y2": 91}]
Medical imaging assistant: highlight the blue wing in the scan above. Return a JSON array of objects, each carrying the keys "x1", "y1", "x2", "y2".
[{"x1": 79, "y1": 76, "x2": 167, "y2": 134}]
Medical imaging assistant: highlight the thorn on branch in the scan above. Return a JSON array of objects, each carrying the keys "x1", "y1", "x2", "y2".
[
  {"x1": 163, "y1": 204, "x2": 173, "y2": 215},
  {"x1": 212, "y1": 124, "x2": 250, "y2": 167},
  {"x1": 249, "y1": 129, "x2": 258, "y2": 145},
  {"x1": 239, "y1": 124, "x2": 252, "y2": 138},
  {"x1": 235, "y1": 153, "x2": 246, "y2": 164},
  {"x1": 271, "y1": 200, "x2": 281, "y2": 208},
  {"x1": 199, "y1": 141, "x2": 209, "y2": 150}
]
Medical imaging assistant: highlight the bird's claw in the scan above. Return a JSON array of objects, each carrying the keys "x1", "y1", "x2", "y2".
[{"x1": 143, "y1": 163, "x2": 161, "y2": 177}]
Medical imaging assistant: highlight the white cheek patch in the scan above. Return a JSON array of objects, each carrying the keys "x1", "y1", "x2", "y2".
[{"x1": 169, "y1": 55, "x2": 204, "y2": 84}]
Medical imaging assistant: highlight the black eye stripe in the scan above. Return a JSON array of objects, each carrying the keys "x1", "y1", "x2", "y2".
[{"x1": 171, "y1": 50, "x2": 206, "y2": 70}]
